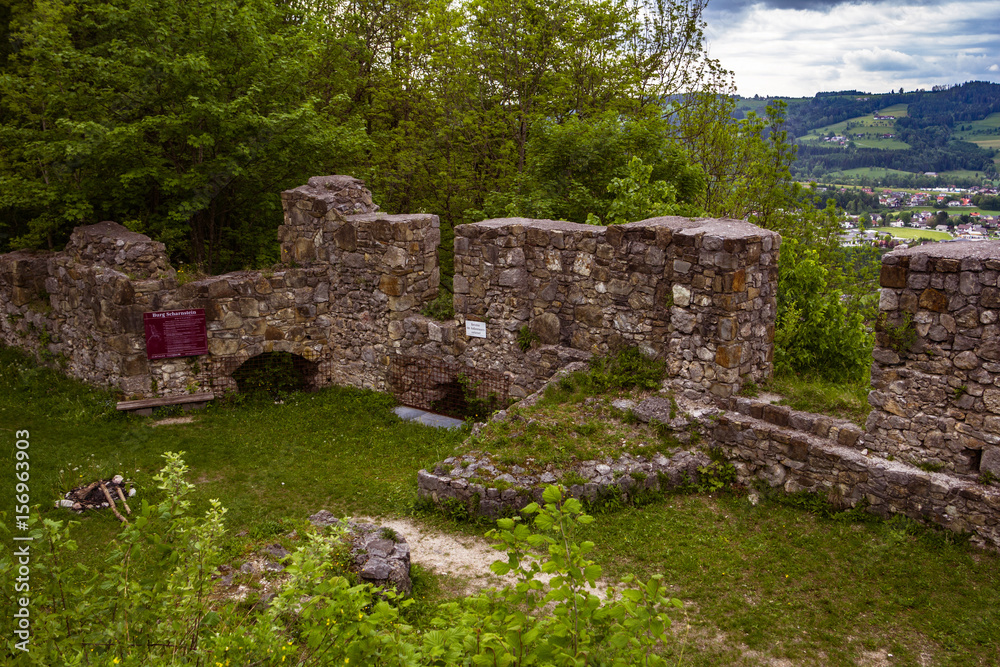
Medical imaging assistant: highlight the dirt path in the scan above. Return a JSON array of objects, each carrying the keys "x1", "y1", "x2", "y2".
[{"x1": 356, "y1": 516, "x2": 516, "y2": 596}]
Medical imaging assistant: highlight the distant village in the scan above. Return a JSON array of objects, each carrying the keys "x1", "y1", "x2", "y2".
[{"x1": 838, "y1": 184, "x2": 1000, "y2": 248}]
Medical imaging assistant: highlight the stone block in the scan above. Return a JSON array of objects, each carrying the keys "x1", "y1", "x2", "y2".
[
  {"x1": 981, "y1": 287, "x2": 1000, "y2": 308},
  {"x1": 880, "y1": 264, "x2": 908, "y2": 288},
  {"x1": 715, "y1": 344, "x2": 742, "y2": 369},
  {"x1": 918, "y1": 288, "x2": 948, "y2": 312},
  {"x1": 982, "y1": 447, "x2": 1000, "y2": 476},
  {"x1": 575, "y1": 304, "x2": 604, "y2": 328},
  {"x1": 379, "y1": 274, "x2": 404, "y2": 296}
]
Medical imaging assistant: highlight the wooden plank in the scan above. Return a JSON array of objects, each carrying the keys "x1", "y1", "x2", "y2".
[{"x1": 116, "y1": 392, "x2": 216, "y2": 411}]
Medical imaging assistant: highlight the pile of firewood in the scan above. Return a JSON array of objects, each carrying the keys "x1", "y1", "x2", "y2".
[{"x1": 57, "y1": 475, "x2": 136, "y2": 523}]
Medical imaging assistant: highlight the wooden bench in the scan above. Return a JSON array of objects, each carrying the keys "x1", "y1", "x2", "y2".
[{"x1": 116, "y1": 392, "x2": 216, "y2": 416}]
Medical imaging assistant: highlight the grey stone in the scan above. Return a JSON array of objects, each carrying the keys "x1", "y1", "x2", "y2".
[{"x1": 531, "y1": 312, "x2": 562, "y2": 345}]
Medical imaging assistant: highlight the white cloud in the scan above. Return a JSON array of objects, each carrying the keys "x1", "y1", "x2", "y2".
[
  {"x1": 703, "y1": 0, "x2": 1000, "y2": 96},
  {"x1": 843, "y1": 48, "x2": 920, "y2": 73}
]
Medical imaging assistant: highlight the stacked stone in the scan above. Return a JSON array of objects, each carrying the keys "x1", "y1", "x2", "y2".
[
  {"x1": 279, "y1": 178, "x2": 441, "y2": 392},
  {"x1": 65, "y1": 221, "x2": 174, "y2": 280},
  {"x1": 868, "y1": 241, "x2": 1000, "y2": 474},
  {"x1": 451, "y1": 217, "x2": 779, "y2": 399},
  {"x1": 417, "y1": 449, "x2": 710, "y2": 520},
  {"x1": 0, "y1": 225, "x2": 169, "y2": 396},
  {"x1": 711, "y1": 406, "x2": 1000, "y2": 550},
  {"x1": 724, "y1": 396, "x2": 865, "y2": 450}
]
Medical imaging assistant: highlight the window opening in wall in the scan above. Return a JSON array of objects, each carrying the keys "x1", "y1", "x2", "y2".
[{"x1": 389, "y1": 356, "x2": 509, "y2": 421}]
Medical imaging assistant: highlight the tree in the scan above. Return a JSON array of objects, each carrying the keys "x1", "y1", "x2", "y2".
[{"x1": 0, "y1": 0, "x2": 367, "y2": 270}]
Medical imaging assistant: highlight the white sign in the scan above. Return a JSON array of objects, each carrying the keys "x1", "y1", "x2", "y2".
[{"x1": 465, "y1": 320, "x2": 487, "y2": 338}]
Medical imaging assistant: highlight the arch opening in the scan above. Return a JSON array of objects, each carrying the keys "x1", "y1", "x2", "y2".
[{"x1": 231, "y1": 351, "x2": 319, "y2": 398}]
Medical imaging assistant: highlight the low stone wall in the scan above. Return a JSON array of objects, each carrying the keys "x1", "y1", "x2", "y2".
[
  {"x1": 714, "y1": 395, "x2": 1000, "y2": 550},
  {"x1": 868, "y1": 241, "x2": 1000, "y2": 474},
  {"x1": 417, "y1": 448, "x2": 710, "y2": 520},
  {"x1": 419, "y1": 386, "x2": 1000, "y2": 550}
]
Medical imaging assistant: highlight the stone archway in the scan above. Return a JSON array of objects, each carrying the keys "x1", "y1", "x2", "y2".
[{"x1": 208, "y1": 342, "x2": 330, "y2": 396}]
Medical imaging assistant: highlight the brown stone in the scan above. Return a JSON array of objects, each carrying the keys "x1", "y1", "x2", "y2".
[
  {"x1": 880, "y1": 264, "x2": 908, "y2": 288},
  {"x1": 265, "y1": 326, "x2": 284, "y2": 341},
  {"x1": 334, "y1": 223, "x2": 357, "y2": 251},
  {"x1": 123, "y1": 355, "x2": 149, "y2": 376},
  {"x1": 379, "y1": 274, "x2": 404, "y2": 296},
  {"x1": 207, "y1": 280, "x2": 236, "y2": 299},
  {"x1": 981, "y1": 287, "x2": 1000, "y2": 309},
  {"x1": 732, "y1": 268, "x2": 746, "y2": 292},
  {"x1": 575, "y1": 304, "x2": 604, "y2": 328},
  {"x1": 715, "y1": 344, "x2": 742, "y2": 369},
  {"x1": 918, "y1": 288, "x2": 948, "y2": 312}
]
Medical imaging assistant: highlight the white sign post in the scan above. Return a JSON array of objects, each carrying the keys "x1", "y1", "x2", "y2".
[{"x1": 465, "y1": 320, "x2": 487, "y2": 338}]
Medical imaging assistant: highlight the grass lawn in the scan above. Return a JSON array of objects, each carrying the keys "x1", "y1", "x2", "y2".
[
  {"x1": 0, "y1": 346, "x2": 467, "y2": 563},
  {"x1": 822, "y1": 167, "x2": 915, "y2": 181},
  {"x1": 3, "y1": 346, "x2": 1000, "y2": 665},
  {"x1": 870, "y1": 226, "x2": 952, "y2": 240}
]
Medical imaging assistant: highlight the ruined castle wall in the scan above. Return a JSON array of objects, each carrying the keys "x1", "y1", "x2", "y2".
[
  {"x1": 449, "y1": 217, "x2": 779, "y2": 399},
  {"x1": 1, "y1": 176, "x2": 777, "y2": 405},
  {"x1": 0, "y1": 224, "x2": 176, "y2": 395},
  {"x1": 0, "y1": 177, "x2": 441, "y2": 398},
  {"x1": 714, "y1": 396, "x2": 1000, "y2": 550},
  {"x1": 867, "y1": 241, "x2": 1000, "y2": 475}
]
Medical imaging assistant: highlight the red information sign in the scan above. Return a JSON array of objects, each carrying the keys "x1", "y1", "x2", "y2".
[{"x1": 143, "y1": 309, "x2": 208, "y2": 360}]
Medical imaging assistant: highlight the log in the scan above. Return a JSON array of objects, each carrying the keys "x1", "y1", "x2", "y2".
[
  {"x1": 116, "y1": 392, "x2": 215, "y2": 412},
  {"x1": 114, "y1": 486, "x2": 132, "y2": 515},
  {"x1": 100, "y1": 483, "x2": 128, "y2": 524}
]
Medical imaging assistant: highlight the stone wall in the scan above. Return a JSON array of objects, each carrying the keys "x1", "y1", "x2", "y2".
[
  {"x1": 867, "y1": 241, "x2": 1000, "y2": 475},
  {"x1": 417, "y1": 375, "x2": 1000, "y2": 550},
  {"x1": 0, "y1": 177, "x2": 440, "y2": 398},
  {"x1": 0, "y1": 175, "x2": 777, "y2": 405},
  {"x1": 447, "y1": 217, "x2": 779, "y2": 399},
  {"x1": 715, "y1": 395, "x2": 1000, "y2": 550}
]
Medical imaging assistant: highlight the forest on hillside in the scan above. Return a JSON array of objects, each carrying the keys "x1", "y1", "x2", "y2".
[{"x1": 768, "y1": 82, "x2": 1000, "y2": 182}]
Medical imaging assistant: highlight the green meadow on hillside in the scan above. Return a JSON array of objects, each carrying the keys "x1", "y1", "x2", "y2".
[{"x1": 798, "y1": 105, "x2": 911, "y2": 150}]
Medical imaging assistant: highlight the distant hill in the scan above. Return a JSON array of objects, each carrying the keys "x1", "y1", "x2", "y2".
[{"x1": 737, "y1": 82, "x2": 1000, "y2": 186}]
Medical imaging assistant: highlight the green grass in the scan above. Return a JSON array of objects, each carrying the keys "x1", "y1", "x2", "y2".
[
  {"x1": 953, "y1": 112, "x2": 1000, "y2": 142},
  {"x1": 463, "y1": 371, "x2": 679, "y2": 471},
  {"x1": 764, "y1": 370, "x2": 872, "y2": 426},
  {"x1": 823, "y1": 167, "x2": 915, "y2": 180},
  {"x1": 938, "y1": 170, "x2": 993, "y2": 181},
  {"x1": 0, "y1": 345, "x2": 466, "y2": 568},
  {"x1": 580, "y1": 493, "x2": 999, "y2": 666},
  {"x1": 870, "y1": 226, "x2": 952, "y2": 240},
  {"x1": 4, "y1": 345, "x2": 1000, "y2": 665}
]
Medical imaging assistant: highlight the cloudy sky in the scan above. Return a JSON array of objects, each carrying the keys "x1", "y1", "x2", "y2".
[{"x1": 702, "y1": 0, "x2": 1000, "y2": 98}]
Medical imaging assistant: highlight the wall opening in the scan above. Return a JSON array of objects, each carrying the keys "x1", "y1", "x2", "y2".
[
  {"x1": 231, "y1": 352, "x2": 319, "y2": 399},
  {"x1": 389, "y1": 356, "x2": 509, "y2": 421}
]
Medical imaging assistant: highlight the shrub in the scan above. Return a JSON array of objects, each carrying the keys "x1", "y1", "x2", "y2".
[{"x1": 774, "y1": 239, "x2": 874, "y2": 382}]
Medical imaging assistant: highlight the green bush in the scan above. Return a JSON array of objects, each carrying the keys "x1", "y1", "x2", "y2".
[{"x1": 774, "y1": 239, "x2": 874, "y2": 382}]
